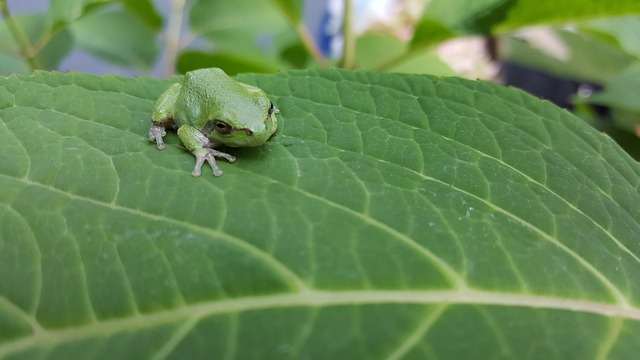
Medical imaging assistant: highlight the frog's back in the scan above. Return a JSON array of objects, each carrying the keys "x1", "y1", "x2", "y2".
[
  {"x1": 175, "y1": 68, "x2": 255, "y2": 126},
  {"x1": 183, "y1": 68, "x2": 239, "y2": 99}
]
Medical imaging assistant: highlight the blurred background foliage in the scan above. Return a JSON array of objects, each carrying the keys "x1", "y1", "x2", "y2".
[{"x1": 1, "y1": 0, "x2": 639, "y2": 157}]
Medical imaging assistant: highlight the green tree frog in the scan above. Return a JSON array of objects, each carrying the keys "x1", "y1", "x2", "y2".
[{"x1": 148, "y1": 68, "x2": 278, "y2": 176}]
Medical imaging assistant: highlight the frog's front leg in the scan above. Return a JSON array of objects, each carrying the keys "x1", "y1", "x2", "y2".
[
  {"x1": 149, "y1": 83, "x2": 181, "y2": 150},
  {"x1": 148, "y1": 125, "x2": 168, "y2": 149},
  {"x1": 177, "y1": 124, "x2": 236, "y2": 177}
]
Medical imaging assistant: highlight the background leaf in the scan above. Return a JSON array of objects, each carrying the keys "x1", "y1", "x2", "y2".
[
  {"x1": 176, "y1": 51, "x2": 281, "y2": 75},
  {"x1": 0, "y1": 68, "x2": 639, "y2": 358},
  {"x1": 0, "y1": 14, "x2": 73, "y2": 74},
  {"x1": 588, "y1": 63, "x2": 640, "y2": 112},
  {"x1": 47, "y1": 0, "x2": 115, "y2": 28},
  {"x1": 189, "y1": 0, "x2": 290, "y2": 56},
  {"x1": 67, "y1": 9, "x2": 158, "y2": 70},
  {"x1": 412, "y1": 0, "x2": 640, "y2": 48},
  {"x1": 122, "y1": 0, "x2": 162, "y2": 30},
  {"x1": 497, "y1": 0, "x2": 640, "y2": 30},
  {"x1": 499, "y1": 29, "x2": 637, "y2": 83},
  {"x1": 270, "y1": 0, "x2": 303, "y2": 24},
  {"x1": 581, "y1": 16, "x2": 640, "y2": 58}
]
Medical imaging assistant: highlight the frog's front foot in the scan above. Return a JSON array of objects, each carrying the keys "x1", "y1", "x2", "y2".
[
  {"x1": 148, "y1": 125, "x2": 167, "y2": 150},
  {"x1": 192, "y1": 148, "x2": 236, "y2": 177}
]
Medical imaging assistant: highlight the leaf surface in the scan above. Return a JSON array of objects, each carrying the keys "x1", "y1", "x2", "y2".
[{"x1": 0, "y1": 68, "x2": 639, "y2": 358}]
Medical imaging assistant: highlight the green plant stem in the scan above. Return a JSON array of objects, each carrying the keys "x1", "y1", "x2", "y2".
[
  {"x1": 271, "y1": 0, "x2": 328, "y2": 67},
  {"x1": 164, "y1": 0, "x2": 186, "y2": 75},
  {"x1": 296, "y1": 22, "x2": 328, "y2": 67},
  {"x1": 339, "y1": 0, "x2": 356, "y2": 69},
  {"x1": 0, "y1": 0, "x2": 41, "y2": 70}
]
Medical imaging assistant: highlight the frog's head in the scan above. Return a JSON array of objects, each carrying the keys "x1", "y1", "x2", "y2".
[{"x1": 207, "y1": 98, "x2": 278, "y2": 148}]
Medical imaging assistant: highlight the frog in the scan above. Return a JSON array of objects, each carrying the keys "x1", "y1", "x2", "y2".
[{"x1": 148, "y1": 67, "x2": 278, "y2": 176}]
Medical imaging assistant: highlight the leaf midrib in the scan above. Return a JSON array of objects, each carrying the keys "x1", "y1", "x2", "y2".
[{"x1": 2, "y1": 288, "x2": 639, "y2": 357}]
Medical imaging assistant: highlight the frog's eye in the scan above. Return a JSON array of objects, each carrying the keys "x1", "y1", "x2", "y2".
[{"x1": 213, "y1": 120, "x2": 232, "y2": 135}]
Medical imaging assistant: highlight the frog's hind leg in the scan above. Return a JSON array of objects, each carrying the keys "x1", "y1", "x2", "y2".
[{"x1": 177, "y1": 124, "x2": 236, "y2": 177}]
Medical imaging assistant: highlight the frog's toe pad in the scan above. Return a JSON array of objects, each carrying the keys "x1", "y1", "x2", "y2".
[{"x1": 148, "y1": 125, "x2": 167, "y2": 150}]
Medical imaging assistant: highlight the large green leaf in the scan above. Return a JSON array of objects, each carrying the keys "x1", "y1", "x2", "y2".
[{"x1": 0, "y1": 68, "x2": 639, "y2": 358}]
